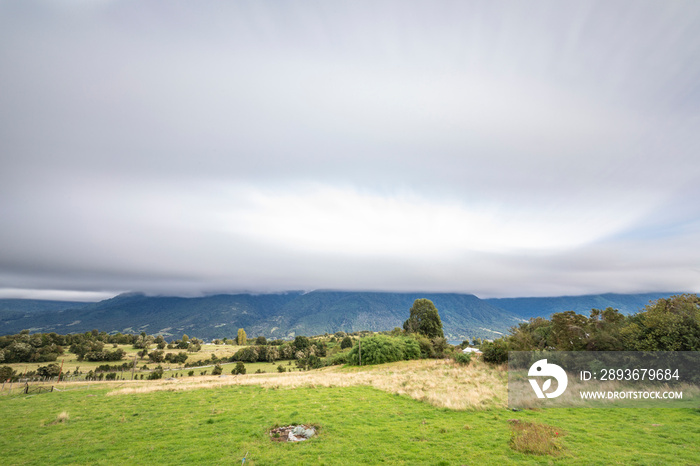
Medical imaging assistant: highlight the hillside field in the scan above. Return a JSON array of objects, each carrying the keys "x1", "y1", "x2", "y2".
[{"x1": 2, "y1": 359, "x2": 699, "y2": 465}]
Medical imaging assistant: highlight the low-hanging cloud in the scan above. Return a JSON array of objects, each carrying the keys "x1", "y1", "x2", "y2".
[{"x1": 1, "y1": 1, "x2": 699, "y2": 300}]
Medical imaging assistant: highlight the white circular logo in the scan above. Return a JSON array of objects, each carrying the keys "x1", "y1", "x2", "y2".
[{"x1": 528, "y1": 359, "x2": 568, "y2": 399}]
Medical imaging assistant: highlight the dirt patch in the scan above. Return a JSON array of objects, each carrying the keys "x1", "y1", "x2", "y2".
[{"x1": 269, "y1": 424, "x2": 317, "y2": 442}]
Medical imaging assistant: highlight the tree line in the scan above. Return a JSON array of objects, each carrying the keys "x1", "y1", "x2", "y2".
[{"x1": 480, "y1": 294, "x2": 700, "y2": 364}]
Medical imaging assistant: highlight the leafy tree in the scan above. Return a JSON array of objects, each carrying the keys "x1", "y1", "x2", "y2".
[
  {"x1": 36, "y1": 363, "x2": 61, "y2": 378},
  {"x1": 403, "y1": 299, "x2": 444, "y2": 339},
  {"x1": 164, "y1": 352, "x2": 188, "y2": 364},
  {"x1": 255, "y1": 336, "x2": 267, "y2": 345},
  {"x1": 293, "y1": 336, "x2": 310, "y2": 351},
  {"x1": 232, "y1": 346, "x2": 258, "y2": 362},
  {"x1": 622, "y1": 294, "x2": 700, "y2": 351},
  {"x1": 212, "y1": 364, "x2": 223, "y2": 375},
  {"x1": 0, "y1": 365, "x2": 15, "y2": 381},
  {"x1": 550, "y1": 311, "x2": 588, "y2": 351},
  {"x1": 340, "y1": 336, "x2": 353, "y2": 349},
  {"x1": 148, "y1": 350, "x2": 165, "y2": 363},
  {"x1": 296, "y1": 354, "x2": 323, "y2": 371},
  {"x1": 84, "y1": 348, "x2": 125, "y2": 362},
  {"x1": 237, "y1": 328, "x2": 247, "y2": 346},
  {"x1": 313, "y1": 341, "x2": 327, "y2": 357}
]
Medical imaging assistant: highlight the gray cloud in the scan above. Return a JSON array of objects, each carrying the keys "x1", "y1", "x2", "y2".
[{"x1": 1, "y1": 1, "x2": 700, "y2": 300}]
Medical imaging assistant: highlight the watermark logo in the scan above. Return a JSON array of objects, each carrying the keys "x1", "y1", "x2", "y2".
[{"x1": 528, "y1": 359, "x2": 568, "y2": 399}]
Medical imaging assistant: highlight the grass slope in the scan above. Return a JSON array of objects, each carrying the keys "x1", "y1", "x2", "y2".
[{"x1": 2, "y1": 361, "x2": 699, "y2": 465}]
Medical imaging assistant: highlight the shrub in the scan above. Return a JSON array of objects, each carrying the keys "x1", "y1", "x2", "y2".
[
  {"x1": 412, "y1": 334, "x2": 435, "y2": 358},
  {"x1": 348, "y1": 335, "x2": 421, "y2": 365},
  {"x1": 340, "y1": 336, "x2": 353, "y2": 349},
  {"x1": 232, "y1": 362, "x2": 246, "y2": 375},
  {"x1": 431, "y1": 337, "x2": 450, "y2": 358},
  {"x1": 453, "y1": 352, "x2": 472, "y2": 365},
  {"x1": 481, "y1": 340, "x2": 509, "y2": 364},
  {"x1": 188, "y1": 370, "x2": 194, "y2": 376},
  {"x1": 277, "y1": 365, "x2": 286, "y2": 373},
  {"x1": 148, "y1": 365, "x2": 164, "y2": 380},
  {"x1": 326, "y1": 352, "x2": 350, "y2": 366},
  {"x1": 212, "y1": 364, "x2": 223, "y2": 375}
]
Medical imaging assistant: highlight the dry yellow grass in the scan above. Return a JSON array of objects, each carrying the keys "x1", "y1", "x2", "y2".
[{"x1": 106, "y1": 359, "x2": 508, "y2": 410}]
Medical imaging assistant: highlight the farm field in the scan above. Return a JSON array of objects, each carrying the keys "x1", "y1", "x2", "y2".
[
  {"x1": 4, "y1": 343, "x2": 245, "y2": 374},
  {"x1": 2, "y1": 360, "x2": 699, "y2": 465}
]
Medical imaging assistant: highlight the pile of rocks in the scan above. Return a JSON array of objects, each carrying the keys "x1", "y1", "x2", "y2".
[{"x1": 269, "y1": 425, "x2": 317, "y2": 442}]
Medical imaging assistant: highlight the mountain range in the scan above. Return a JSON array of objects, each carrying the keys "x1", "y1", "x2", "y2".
[{"x1": 0, "y1": 291, "x2": 681, "y2": 341}]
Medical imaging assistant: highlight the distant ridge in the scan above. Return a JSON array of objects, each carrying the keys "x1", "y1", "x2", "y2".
[
  {"x1": 485, "y1": 292, "x2": 681, "y2": 319},
  {"x1": 0, "y1": 291, "x2": 520, "y2": 341},
  {"x1": 0, "y1": 291, "x2": 684, "y2": 340}
]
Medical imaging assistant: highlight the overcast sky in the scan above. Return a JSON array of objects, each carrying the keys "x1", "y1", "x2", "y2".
[{"x1": 1, "y1": 1, "x2": 700, "y2": 301}]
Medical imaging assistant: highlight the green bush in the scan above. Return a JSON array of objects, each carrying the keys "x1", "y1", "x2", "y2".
[
  {"x1": 326, "y1": 352, "x2": 350, "y2": 366},
  {"x1": 412, "y1": 334, "x2": 435, "y2": 358},
  {"x1": 232, "y1": 362, "x2": 246, "y2": 375},
  {"x1": 232, "y1": 346, "x2": 259, "y2": 362},
  {"x1": 453, "y1": 352, "x2": 472, "y2": 365},
  {"x1": 340, "y1": 336, "x2": 353, "y2": 349},
  {"x1": 481, "y1": 340, "x2": 508, "y2": 364},
  {"x1": 148, "y1": 365, "x2": 164, "y2": 380},
  {"x1": 348, "y1": 335, "x2": 421, "y2": 365},
  {"x1": 212, "y1": 364, "x2": 223, "y2": 375}
]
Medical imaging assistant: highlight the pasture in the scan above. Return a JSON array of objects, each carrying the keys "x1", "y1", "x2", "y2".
[{"x1": 2, "y1": 359, "x2": 699, "y2": 464}]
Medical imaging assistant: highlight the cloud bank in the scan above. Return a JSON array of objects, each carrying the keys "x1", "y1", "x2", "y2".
[{"x1": 1, "y1": 1, "x2": 700, "y2": 300}]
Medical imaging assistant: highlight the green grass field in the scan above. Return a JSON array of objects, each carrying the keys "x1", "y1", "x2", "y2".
[{"x1": 2, "y1": 360, "x2": 699, "y2": 465}]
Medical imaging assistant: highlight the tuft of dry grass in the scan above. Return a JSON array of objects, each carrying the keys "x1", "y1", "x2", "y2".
[
  {"x1": 48, "y1": 411, "x2": 70, "y2": 425},
  {"x1": 106, "y1": 359, "x2": 508, "y2": 410},
  {"x1": 509, "y1": 420, "x2": 565, "y2": 456}
]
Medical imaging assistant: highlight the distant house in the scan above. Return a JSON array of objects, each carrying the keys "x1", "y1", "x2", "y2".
[{"x1": 462, "y1": 347, "x2": 482, "y2": 354}]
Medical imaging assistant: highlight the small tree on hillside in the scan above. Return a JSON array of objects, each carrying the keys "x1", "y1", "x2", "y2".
[
  {"x1": 232, "y1": 361, "x2": 246, "y2": 375},
  {"x1": 340, "y1": 336, "x2": 353, "y2": 349},
  {"x1": 237, "y1": 328, "x2": 247, "y2": 346},
  {"x1": 403, "y1": 299, "x2": 444, "y2": 339}
]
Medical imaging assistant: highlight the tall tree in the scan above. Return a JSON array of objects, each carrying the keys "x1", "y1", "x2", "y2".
[
  {"x1": 237, "y1": 328, "x2": 247, "y2": 346},
  {"x1": 403, "y1": 299, "x2": 444, "y2": 339}
]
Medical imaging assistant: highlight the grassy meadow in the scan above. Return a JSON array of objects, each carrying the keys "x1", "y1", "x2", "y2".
[{"x1": 2, "y1": 359, "x2": 699, "y2": 465}]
